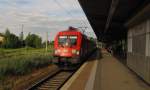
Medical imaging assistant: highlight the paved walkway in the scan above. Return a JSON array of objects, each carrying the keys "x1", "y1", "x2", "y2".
[
  {"x1": 61, "y1": 49, "x2": 150, "y2": 90},
  {"x1": 61, "y1": 49, "x2": 99, "y2": 90},
  {"x1": 94, "y1": 50, "x2": 150, "y2": 90}
]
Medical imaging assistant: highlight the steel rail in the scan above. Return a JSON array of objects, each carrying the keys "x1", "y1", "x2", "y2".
[{"x1": 27, "y1": 69, "x2": 74, "y2": 90}]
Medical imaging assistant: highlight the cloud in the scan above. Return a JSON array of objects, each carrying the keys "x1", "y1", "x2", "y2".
[{"x1": 0, "y1": 0, "x2": 96, "y2": 41}]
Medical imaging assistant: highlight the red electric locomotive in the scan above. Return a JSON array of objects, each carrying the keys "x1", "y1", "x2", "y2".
[{"x1": 53, "y1": 27, "x2": 96, "y2": 64}]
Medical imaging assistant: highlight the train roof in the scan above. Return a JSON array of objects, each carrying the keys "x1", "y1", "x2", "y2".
[
  {"x1": 57, "y1": 27, "x2": 96, "y2": 41},
  {"x1": 58, "y1": 27, "x2": 82, "y2": 34}
]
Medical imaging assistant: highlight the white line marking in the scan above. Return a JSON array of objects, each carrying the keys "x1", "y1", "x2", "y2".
[
  {"x1": 85, "y1": 60, "x2": 98, "y2": 90},
  {"x1": 60, "y1": 62, "x2": 88, "y2": 90}
]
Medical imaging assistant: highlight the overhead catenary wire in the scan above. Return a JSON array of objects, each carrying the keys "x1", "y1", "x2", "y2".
[
  {"x1": 53, "y1": 0, "x2": 87, "y2": 28},
  {"x1": 66, "y1": 0, "x2": 88, "y2": 27},
  {"x1": 54, "y1": 0, "x2": 74, "y2": 18},
  {"x1": 65, "y1": 0, "x2": 96, "y2": 37},
  {"x1": 51, "y1": 0, "x2": 96, "y2": 38}
]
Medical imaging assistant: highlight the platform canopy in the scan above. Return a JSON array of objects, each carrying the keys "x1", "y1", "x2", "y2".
[{"x1": 78, "y1": 0, "x2": 149, "y2": 42}]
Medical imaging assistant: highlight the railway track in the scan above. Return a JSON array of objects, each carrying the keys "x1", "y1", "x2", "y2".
[{"x1": 27, "y1": 69, "x2": 74, "y2": 90}]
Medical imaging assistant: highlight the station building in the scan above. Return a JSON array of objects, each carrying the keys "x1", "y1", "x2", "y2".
[
  {"x1": 0, "y1": 33, "x2": 4, "y2": 44},
  {"x1": 126, "y1": 4, "x2": 150, "y2": 83}
]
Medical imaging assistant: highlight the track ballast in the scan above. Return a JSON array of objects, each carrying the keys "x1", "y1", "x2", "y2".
[{"x1": 28, "y1": 69, "x2": 74, "y2": 90}]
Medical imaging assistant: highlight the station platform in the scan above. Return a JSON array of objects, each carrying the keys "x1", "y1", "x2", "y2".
[{"x1": 61, "y1": 49, "x2": 150, "y2": 90}]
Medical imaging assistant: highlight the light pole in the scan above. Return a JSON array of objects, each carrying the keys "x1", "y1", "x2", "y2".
[{"x1": 46, "y1": 32, "x2": 48, "y2": 52}]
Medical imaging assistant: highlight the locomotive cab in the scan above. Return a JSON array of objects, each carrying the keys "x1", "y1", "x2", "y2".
[
  {"x1": 55, "y1": 35, "x2": 80, "y2": 57},
  {"x1": 53, "y1": 27, "x2": 96, "y2": 65},
  {"x1": 53, "y1": 29, "x2": 83, "y2": 64}
]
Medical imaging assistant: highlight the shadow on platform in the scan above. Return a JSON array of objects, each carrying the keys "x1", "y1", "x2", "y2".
[{"x1": 87, "y1": 48, "x2": 102, "y2": 62}]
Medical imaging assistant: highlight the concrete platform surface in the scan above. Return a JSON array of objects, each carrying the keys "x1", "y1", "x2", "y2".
[
  {"x1": 61, "y1": 60, "x2": 97, "y2": 90},
  {"x1": 94, "y1": 51, "x2": 150, "y2": 90},
  {"x1": 61, "y1": 49, "x2": 150, "y2": 90}
]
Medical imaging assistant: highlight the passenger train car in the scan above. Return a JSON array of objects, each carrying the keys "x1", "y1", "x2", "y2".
[{"x1": 53, "y1": 27, "x2": 96, "y2": 65}]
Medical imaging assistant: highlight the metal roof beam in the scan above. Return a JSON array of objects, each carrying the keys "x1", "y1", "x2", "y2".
[{"x1": 105, "y1": 0, "x2": 119, "y2": 32}]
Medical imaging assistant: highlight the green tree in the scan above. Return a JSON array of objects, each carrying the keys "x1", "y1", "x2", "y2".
[
  {"x1": 25, "y1": 33, "x2": 32, "y2": 47},
  {"x1": 49, "y1": 41, "x2": 54, "y2": 45},
  {"x1": 2, "y1": 28, "x2": 21, "y2": 48},
  {"x1": 5, "y1": 28, "x2": 10, "y2": 36},
  {"x1": 34, "y1": 36, "x2": 42, "y2": 48},
  {"x1": 25, "y1": 33, "x2": 42, "y2": 48}
]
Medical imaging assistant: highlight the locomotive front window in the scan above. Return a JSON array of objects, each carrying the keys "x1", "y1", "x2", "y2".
[
  {"x1": 58, "y1": 36, "x2": 67, "y2": 45},
  {"x1": 70, "y1": 36, "x2": 77, "y2": 46},
  {"x1": 58, "y1": 35, "x2": 77, "y2": 47}
]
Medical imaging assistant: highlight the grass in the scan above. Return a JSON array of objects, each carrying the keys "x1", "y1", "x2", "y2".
[
  {"x1": 0, "y1": 54, "x2": 53, "y2": 80},
  {"x1": 0, "y1": 46, "x2": 54, "y2": 59},
  {"x1": 0, "y1": 45, "x2": 54, "y2": 80}
]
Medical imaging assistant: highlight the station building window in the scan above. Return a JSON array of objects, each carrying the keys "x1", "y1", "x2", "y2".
[
  {"x1": 128, "y1": 30, "x2": 132, "y2": 53},
  {"x1": 148, "y1": 34, "x2": 150, "y2": 56},
  {"x1": 145, "y1": 19, "x2": 150, "y2": 56},
  {"x1": 147, "y1": 20, "x2": 150, "y2": 56},
  {"x1": 131, "y1": 22, "x2": 147, "y2": 55},
  {"x1": 128, "y1": 38, "x2": 132, "y2": 53}
]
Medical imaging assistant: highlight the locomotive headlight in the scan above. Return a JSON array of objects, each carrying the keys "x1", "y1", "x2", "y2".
[
  {"x1": 55, "y1": 49, "x2": 60, "y2": 54},
  {"x1": 57, "y1": 49, "x2": 61, "y2": 52},
  {"x1": 72, "y1": 49, "x2": 76, "y2": 54},
  {"x1": 72, "y1": 49, "x2": 79, "y2": 55},
  {"x1": 55, "y1": 50, "x2": 58, "y2": 54},
  {"x1": 76, "y1": 51, "x2": 79, "y2": 55}
]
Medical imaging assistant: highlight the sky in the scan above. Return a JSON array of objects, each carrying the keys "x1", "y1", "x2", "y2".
[{"x1": 0, "y1": 0, "x2": 96, "y2": 41}]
